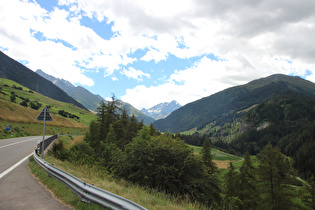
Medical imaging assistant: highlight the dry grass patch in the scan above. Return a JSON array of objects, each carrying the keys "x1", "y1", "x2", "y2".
[{"x1": 213, "y1": 160, "x2": 231, "y2": 169}]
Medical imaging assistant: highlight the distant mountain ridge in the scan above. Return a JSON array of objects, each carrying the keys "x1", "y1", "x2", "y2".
[
  {"x1": 0, "y1": 51, "x2": 88, "y2": 110},
  {"x1": 36, "y1": 69, "x2": 155, "y2": 125},
  {"x1": 36, "y1": 69, "x2": 103, "y2": 111},
  {"x1": 154, "y1": 74, "x2": 315, "y2": 132},
  {"x1": 141, "y1": 100, "x2": 182, "y2": 120}
]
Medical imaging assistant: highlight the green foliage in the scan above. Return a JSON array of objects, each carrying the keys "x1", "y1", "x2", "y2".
[
  {"x1": 10, "y1": 91, "x2": 16, "y2": 102},
  {"x1": 58, "y1": 110, "x2": 80, "y2": 119},
  {"x1": 200, "y1": 139, "x2": 216, "y2": 174},
  {"x1": 69, "y1": 142, "x2": 95, "y2": 166},
  {"x1": 237, "y1": 153, "x2": 258, "y2": 209},
  {"x1": 50, "y1": 141, "x2": 69, "y2": 161},
  {"x1": 302, "y1": 176, "x2": 315, "y2": 210},
  {"x1": 113, "y1": 126, "x2": 221, "y2": 206},
  {"x1": 29, "y1": 100, "x2": 41, "y2": 110},
  {"x1": 257, "y1": 144, "x2": 300, "y2": 209},
  {"x1": 19, "y1": 99, "x2": 28, "y2": 107},
  {"x1": 224, "y1": 162, "x2": 242, "y2": 209},
  {"x1": 213, "y1": 92, "x2": 315, "y2": 178}
]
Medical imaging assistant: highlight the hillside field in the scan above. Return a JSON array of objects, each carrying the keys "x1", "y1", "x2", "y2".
[{"x1": 0, "y1": 78, "x2": 96, "y2": 138}]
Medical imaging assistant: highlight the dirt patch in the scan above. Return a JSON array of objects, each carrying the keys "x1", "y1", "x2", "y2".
[{"x1": 213, "y1": 160, "x2": 231, "y2": 169}]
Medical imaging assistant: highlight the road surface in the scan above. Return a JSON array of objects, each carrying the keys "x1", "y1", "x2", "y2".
[{"x1": 0, "y1": 136, "x2": 70, "y2": 209}]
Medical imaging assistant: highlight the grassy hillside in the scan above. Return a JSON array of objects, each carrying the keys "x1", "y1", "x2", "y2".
[
  {"x1": 0, "y1": 78, "x2": 96, "y2": 138},
  {"x1": 0, "y1": 51, "x2": 88, "y2": 110},
  {"x1": 154, "y1": 74, "x2": 315, "y2": 133}
]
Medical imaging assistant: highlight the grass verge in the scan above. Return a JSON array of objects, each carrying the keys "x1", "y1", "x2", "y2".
[
  {"x1": 29, "y1": 153, "x2": 208, "y2": 210},
  {"x1": 28, "y1": 156, "x2": 106, "y2": 210}
]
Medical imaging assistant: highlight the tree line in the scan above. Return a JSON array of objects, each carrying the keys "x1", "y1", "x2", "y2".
[{"x1": 51, "y1": 97, "x2": 315, "y2": 209}]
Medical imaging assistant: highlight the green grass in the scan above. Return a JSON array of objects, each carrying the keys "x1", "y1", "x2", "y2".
[
  {"x1": 0, "y1": 78, "x2": 97, "y2": 139},
  {"x1": 28, "y1": 156, "x2": 106, "y2": 209},
  {"x1": 189, "y1": 145, "x2": 242, "y2": 161},
  {"x1": 30, "y1": 153, "x2": 209, "y2": 210},
  {"x1": 0, "y1": 78, "x2": 96, "y2": 126}
]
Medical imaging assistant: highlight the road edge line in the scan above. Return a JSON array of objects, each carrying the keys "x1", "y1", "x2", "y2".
[{"x1": 0, "y1": 153, "x2": 33, "y2": 179}]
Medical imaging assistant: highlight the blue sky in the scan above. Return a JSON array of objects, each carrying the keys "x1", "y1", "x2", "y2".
[{"x1": 0, "y1": 0, "x2": 315, "y2": 109}]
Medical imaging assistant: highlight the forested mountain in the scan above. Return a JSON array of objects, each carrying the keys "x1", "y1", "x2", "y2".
[
  {"x1": 154, "y1": 74, "x2": 315, "y2": 133},
  {"x1": 140, "y1": 100, "x2": 181, "y2": 120},
  {"x1": 119, "y1": 101, "x2": 155, "y2": 125},
  {"x1": 163, "y1": 74, "x2": 315, "y2": 178},
  {"x1": 218, "y1": 91, "x2": 315, "y2": 178},
  {"x1": 0, "y1": 51, "x2": 88, "y2": 110}
]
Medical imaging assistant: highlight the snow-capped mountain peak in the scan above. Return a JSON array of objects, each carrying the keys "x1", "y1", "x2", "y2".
[{"x1": 141, "y1": 100, "x2": 181, "y2": 120}]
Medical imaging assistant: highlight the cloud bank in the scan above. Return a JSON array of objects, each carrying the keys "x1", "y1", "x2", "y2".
[{"x1": 0, "y1": 0, "x2": 314, "y2": 109}]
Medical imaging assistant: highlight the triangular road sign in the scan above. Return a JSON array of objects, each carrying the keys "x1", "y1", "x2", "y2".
[{"x1": 36, "y1": 106, "x2": 53, "y2": 121}]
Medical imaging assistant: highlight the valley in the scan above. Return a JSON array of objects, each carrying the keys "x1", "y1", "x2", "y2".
[{"x1": 1, "y1": 52, "x2": 315, "y2": 209}]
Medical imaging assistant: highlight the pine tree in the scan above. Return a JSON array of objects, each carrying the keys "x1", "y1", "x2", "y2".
[
  {"x1": 105, "y1": 124, "x2": 117, "y2": 144},
  {"x1": 126, "y1": 114, "x2": 139, "y2": 144},
  {"x1": 238, "y1": 152, "x2": 258, "y2": 210},
  {"x1": 257, "y1": 143, "x2": 299, "y2": 210},
  {"x1": 224, "y1": 161, "x2": 241, "y2": 209},
  {"x1": 96, "y1": 96, "x2": 120, "y2": 142},
  {"x1": 114, "y1": 109, "x2": 129, "y2": 149},
  {"x1": 200, "y1": 139, "x2": 217, "y2": 174}
]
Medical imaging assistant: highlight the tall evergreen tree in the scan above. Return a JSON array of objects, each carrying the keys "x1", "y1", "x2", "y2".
[
  {"x1": 126, "y1": 114, "x2": 139, "y2": 144},
  {"x1": 224, "y1": 162, "x2": 241, "y2": 209},
  {"x1": 96, "y1": 96, "x2": 121, "y2": 142},
  {"x1": 114, "y1": 108, "x2": 129, "y2": 149},
  {"x1": 200, "y1": 139, "x2": 217, "y2": 174},
  {"x1": 257, "y1": 143, "x2": 299, "y2": 210},
  {"x1": 238, "y1": 152, "x2": 258, "y2": 210}
]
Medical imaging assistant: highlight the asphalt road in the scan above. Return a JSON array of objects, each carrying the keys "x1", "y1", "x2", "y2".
[{"x1": 0, "y1": 136, "x2": 70, "y2": 209}]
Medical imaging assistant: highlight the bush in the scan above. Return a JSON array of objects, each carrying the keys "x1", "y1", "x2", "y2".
[
  {"x1": 69, "y1": 142, "x2": 95, "y2": 166},
  {"x1": 20, "y1": 100, "x2": 28, "y2": 107},
  {"x1": 30, "y1": 101, "x2": 42, "y2": 110},
  {"x1": 51, "y1": 141, "x2": 69, "y2": 161},
  {"x1": 114, "y1": 127, "x2": 221, "y2": 206}
]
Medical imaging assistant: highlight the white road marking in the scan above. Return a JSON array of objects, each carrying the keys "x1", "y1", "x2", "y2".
[
  {"x1": 0, "y1": 138, "x2": 38, "y2": 149},
  {"x1": 0, "y1": 153, "x2": 33, "y2": 179}
]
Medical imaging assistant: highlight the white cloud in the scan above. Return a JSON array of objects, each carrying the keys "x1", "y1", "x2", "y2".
[
  {"x1": 1, "y1": 0, "x2": 315, "y2": 108},
  {"x1": 121, "y1": 67, "x2": 150, "y2": 81},
  {"x1": 122, "y1": 54, "x2": 314, "y2": 109}
]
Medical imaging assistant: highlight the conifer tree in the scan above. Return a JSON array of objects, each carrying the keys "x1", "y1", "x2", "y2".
[
  {"x1": 238, "y1": 152, "x2": 258, "y2": 210},
  {"x1": 114, "y1": 108, "x2": 129, "y2": 149},
  {"x1": 257, "y1": 143, "x2": 299, "y2": 209},
  {"x1": 126, "y1": 114, "x2": 139, "y2": 144},
  {"x1": 201, "y1": 139, "x2": 217, "y2": 174}
]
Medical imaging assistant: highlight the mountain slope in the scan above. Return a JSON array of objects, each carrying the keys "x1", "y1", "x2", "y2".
[
  {"x1": 154, "y1": 74, "x2": 315, "y2": 132},
  {"x1": 120, "y1": 101, "x2": 155, "y2": 125},
  {"x1": 0, "y1": 78, "x2": 96, "y2": 138},
  {"x1": 36, "y1": 69, "x2": 103, "y2": 111},
  {"x1": 141, "y1": 100, "x2": 182, "y2": 120},
  {"x1": 36, "y1": 70, "x2": 154, "y2": 124},
  {"x1": 0, "y1": 51, "x2": 88, "y2": 110}
]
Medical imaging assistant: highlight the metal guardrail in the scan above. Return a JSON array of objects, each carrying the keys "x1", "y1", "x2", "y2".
[
  {"x1": 33, "y1": 149, "x2": 147, "y2": 210},
  {"x1": 37, "y1": 135, "x2": 58, "y2": 151}
]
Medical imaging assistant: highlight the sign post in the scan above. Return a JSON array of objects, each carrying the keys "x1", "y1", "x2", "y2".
[{"x1": 36, "y1": 106, "x2": 53, "y2": 158}]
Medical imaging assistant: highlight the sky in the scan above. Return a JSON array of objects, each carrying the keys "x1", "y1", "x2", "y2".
[{"x1": 0, "y1": 0, "x2": 315, "y2": 110}]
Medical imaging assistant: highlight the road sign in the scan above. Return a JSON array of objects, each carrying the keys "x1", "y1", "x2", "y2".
[
  {"x1": 36, "y1": 106, "x2": 53, "y2": 158},
  {"x1": 36, "y1": 106, "x2": 53, "y2": 121},
  {"x1": 6, "y1": 124, "x2": 11, "y2": 131}
]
